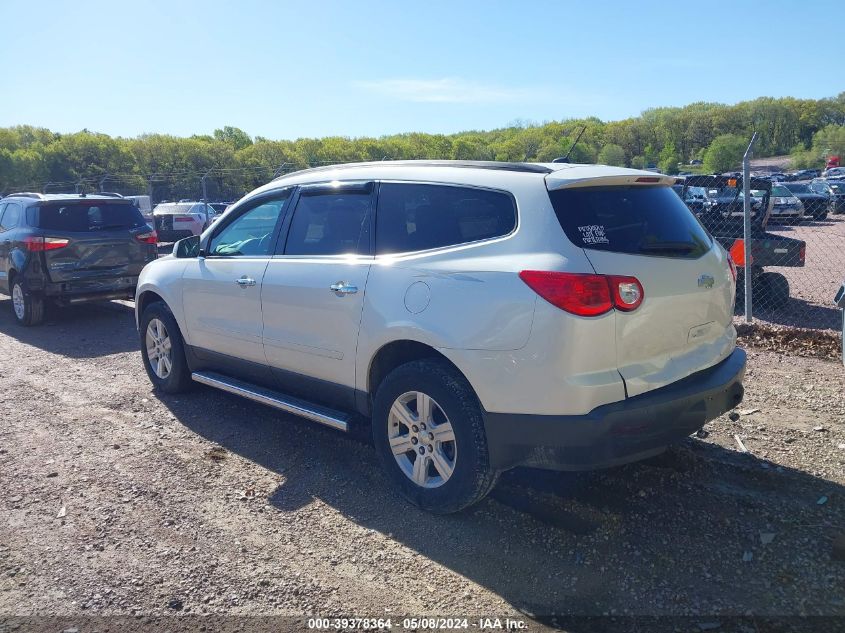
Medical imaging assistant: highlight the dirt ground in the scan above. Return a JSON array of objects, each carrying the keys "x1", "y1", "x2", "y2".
[{"x1": 0, "y1": 299, "x2": 843, "y2": 632}]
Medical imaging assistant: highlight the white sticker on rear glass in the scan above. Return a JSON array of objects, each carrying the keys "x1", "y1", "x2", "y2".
[{"x1": 577, "y1": 224, "x2": 609, "y2": 245}]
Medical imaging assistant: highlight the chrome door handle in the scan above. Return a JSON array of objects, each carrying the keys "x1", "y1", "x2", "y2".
[
  {"x1": 330, "y1": 282, "x2": 358, "y2": 295},
  {"x1": 235, "y1": 276, "x2": 256, "y2": 287}
]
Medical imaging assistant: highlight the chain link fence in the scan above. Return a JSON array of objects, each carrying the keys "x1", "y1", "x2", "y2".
[{"x1": 677, "y1": 165, "x2": 844, "y2": 332}]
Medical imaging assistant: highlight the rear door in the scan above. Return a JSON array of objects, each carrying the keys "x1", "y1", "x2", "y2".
[
  {"x1": 33, "y1": 200, "x2": 153, "y2": 282},
  {"x1": 260, "y1": 182, "x2": 374, "y2": 403},
  {"x1": 0, "y1": 203, "x2": 13, "y2": 290},
  {"x1": 181, "y1": 190, "x2": 292, "y2": 365},
  {"x1": 548, "y1": 183, "x2": 735, "y2": 397}
]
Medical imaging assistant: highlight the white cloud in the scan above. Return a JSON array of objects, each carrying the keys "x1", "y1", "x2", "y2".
[{"x1": 353, "y1": 78, "x2": 545, "y2": 104}]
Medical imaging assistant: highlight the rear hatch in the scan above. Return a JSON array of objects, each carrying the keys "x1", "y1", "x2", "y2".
[
  {"x1": 32, "y1": 200, "x2": 156, "y2": 283},
  {"x1": 547, "y1": 179, "x2": 735, "y2": 397}
]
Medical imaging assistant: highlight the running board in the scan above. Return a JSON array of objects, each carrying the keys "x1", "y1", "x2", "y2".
[{"x1": 191, "y1": 371, "x2": 349, "y2": 432}]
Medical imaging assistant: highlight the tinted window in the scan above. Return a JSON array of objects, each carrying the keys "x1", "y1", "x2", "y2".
[
  {"x1": 376, "y1": 183, "x2": 516, "y2": 255},
  {"x1": 285, "y1": 191, "x2": 372, "y2": 256},
  {"x1": 549, "y1": 186, "x2": 711, "y2": 258},
  {"x1": 208, "y1": 193, "x2": 290, "y2": 256},
  {"x1": 35, "y1": 202, "x2": 146, "y2": 231},
  {"x1": 785, "y1": 184, "x2": 810, "y2": 194},
  {"x1": 0, "y1": 203, "x2": 20, "y2": 231}
]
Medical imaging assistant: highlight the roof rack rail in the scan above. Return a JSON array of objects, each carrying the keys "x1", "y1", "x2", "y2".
[
  {"x1": 273, "y1": 159, "x2": 553, "y2": 181},
  {"x1": 4, "y1": 192, "x2": 46, "y2": 199},
  {"x1": 93, "y1": 191, "x2": 125, "y2": 198}
]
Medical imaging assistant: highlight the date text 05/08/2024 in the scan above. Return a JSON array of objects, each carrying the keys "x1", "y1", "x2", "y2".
[{"x1": 306, "y1": 617, "x2": 529, "y2": 630}]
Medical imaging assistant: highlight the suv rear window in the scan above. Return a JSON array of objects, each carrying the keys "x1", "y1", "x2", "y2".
[
  {"x1": 548, "y1": 186, "x2": 711, "y2": 258},
  {"x1": 376, "y1": 183, "x2": 516, "y2": 254},
  {"x1": 31, "y1": 202, "x2": 147, "y2": 232}
]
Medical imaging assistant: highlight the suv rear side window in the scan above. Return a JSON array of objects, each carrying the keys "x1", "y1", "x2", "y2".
[
  {"x1": 33, "y1": 202, "x2": 147, "y2": 232},
  {"x1": 548, "y1": 186, "x2": 711, "y2": 258},
  {"x1": 284, "y1": 190, "x2": 373, "y2": 256},
  {"x1": 376, "y1": 183, "x2": 516, "y2": 254}
]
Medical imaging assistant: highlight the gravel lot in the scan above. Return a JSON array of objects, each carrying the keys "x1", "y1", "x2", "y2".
[
  {"x1": 756, "y1": 214, "x2": 845, "y2": 331},
  {"x1": 0, "y1": 299, "x2": 843, "y2": 632}
]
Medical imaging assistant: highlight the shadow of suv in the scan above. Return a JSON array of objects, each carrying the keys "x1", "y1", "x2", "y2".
[{"x1": 0, "y1": 192, "x2": 158, "y2": 325}]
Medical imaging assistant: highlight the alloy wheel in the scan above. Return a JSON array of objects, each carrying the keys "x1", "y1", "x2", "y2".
[{"x1": 145, "y1": 318, "x2": 173, "y2": 379}]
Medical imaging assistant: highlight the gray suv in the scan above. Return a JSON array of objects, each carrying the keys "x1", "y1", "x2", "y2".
[{"x1": 0, "y1": 192, "x2": 158, "y2": 325}]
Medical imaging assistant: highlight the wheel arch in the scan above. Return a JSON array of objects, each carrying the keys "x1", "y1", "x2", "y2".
[{"x1": 367, "y1": 340, "x2": 475, "y2": 409}]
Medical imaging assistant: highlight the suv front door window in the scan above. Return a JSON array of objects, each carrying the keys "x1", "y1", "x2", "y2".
[
  {"x1": 260, "y1": 184, "x2": 375, "y2": 406},
  {"x1": 181, "y1": 191, "x2": 292, "y2": 367}
]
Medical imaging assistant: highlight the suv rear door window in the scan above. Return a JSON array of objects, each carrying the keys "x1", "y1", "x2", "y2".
[
  {"x1": 376, "y1": 183, "x2": 516, "y2": 254},
  {"x1": 548, "y1": 186, "x2": 711, "y2": 258},
  {"x1": 34, "y1": 202, "x2": 146, "y2": 232},
  {"x1": 284, "y1": 188, "x2": 373, "y2": 256}
]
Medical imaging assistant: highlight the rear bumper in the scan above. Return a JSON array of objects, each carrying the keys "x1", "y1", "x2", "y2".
[
  {"x1": 42, "y1": 277, "x2": 139, "y2": 304},
  {"x1": 483, "y1": 348, "x2": 746, "y2": 471}
]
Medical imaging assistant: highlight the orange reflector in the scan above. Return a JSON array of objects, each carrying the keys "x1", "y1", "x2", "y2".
[
  {"x1": 727, "y1": 178, "x2": 737, "y2": 187},
  {"x1": 729, "y1": 239, "x2": 753, "y2": 267}
]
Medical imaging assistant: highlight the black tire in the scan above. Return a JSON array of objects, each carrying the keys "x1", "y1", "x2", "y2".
[
  {"x1": 139, "y1": 301, "x2": 192, "y2": 394},
  {"x1": 756, "y1": 272, "x2": 790, "y2": 310},
  {"x1": 372, "y1": 358, "x2": 498, "y2": 514},
  {"x1": 10, "y1": 276, "x2": 45, "y2": 326}
]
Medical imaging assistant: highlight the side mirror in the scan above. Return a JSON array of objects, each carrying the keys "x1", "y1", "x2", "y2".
[{"x1": 173, "y1": 235, "x2": 201, "y2": 258}]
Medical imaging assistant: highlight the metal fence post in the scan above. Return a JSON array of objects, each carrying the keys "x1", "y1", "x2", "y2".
[
  {"x1": 742, "y1": 132, "x2": 758, "y2": 324},
  {"x1": 201, "y1": 169, "x2": 213, "y2": 227}
]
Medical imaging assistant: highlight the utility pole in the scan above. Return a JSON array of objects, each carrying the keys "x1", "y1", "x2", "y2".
[
  {"x1": 201, "y1": 169, "x2": 213, "y2": 227},
  {"x1": 742, "y1": 132, "x2": 758, "y2": 324}
]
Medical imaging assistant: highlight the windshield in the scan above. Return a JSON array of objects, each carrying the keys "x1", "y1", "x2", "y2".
[
  {"x1": 33, "y1": 201, "x2": 146, "y2": 231},
  {"x1": 785, "y1": 184, "x2": 810, "y2": 194},
  {"x1": 549, "y1": 185, "x2": 711, "y2": 259},
  {"x1": 772, "y1": 185, "x2": 791, "y2": 197},
  {"x1": 830, "y1": 182, "x2": 845, "y2": 193},
  {"x1": 153, "y1": 203, "x2": 195, "y2": 215}
]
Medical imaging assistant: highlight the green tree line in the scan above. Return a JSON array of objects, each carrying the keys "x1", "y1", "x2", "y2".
[{"x1": 2, "y1": 93, "x2": 844, "y2": 201}]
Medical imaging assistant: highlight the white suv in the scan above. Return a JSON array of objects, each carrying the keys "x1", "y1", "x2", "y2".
[{"x1": 135, "y1": 161, "x2": 746, "y2": 513}]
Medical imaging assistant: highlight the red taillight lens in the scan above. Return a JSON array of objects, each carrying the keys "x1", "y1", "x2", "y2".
[
  {"x1": 24, "y1": 236, "x2": 69, "y2": 252},
  {"x1": 729, "y1": 239, "x2": 752, "y2": 267},
  {"x1": 135, "y1": 230, "x2": 158, "y2": 244},
  {"x1": 174, "y1": 216, "x2": 194, "y2": 223},
  {"x1": 799, "y1": 244, "x2": 806, "y2": 263},
  {"x1": 519, "y1": 271, "x2": 643, "y2": 317},
  {"x1": 635, "y1": 176, "x2": 661, "y2": 183},
  {"x1": 607, "y1": 275, "x2": 644, "y2": 311}
]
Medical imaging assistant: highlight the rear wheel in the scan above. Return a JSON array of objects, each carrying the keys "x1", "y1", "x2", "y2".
[
  {"x1": 10, "y1": 278, "x2": 44, "y2": 326},
  {"x1": 140, "y1": 301, "x2": 192, "y2": 393},
  {"x1": 372, "y1": 358, "x2": 498, "y2": 513},
  {"x1": 756, "y1": 272, "x2": 790, "y2": 310}
]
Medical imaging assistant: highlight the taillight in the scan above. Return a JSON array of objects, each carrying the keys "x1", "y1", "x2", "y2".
[
  {"x1": 518, "y1": 271, "x2": 644, "y2": 316},
  {"x1": 135, "y1": 230, "x2": 158, "y2": 244},
  {"x1": 24, "y1": 236, "x2": 69, "y2": 252},
  {"x1": 607, "y1": 275, "x2": 644, "y2": 311},
  {"x1": 729, "y1": 239, "x2": 752, "y2": 267},
  {"x1": 174, "y1": 216, "x2": 194, "y2": 223},
  {"x1": 799, "y1": 244, "x2": 806, "y2": 263}
]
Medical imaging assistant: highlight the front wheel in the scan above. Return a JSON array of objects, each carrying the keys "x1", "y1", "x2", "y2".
[
  {"x1": 11, "y1": 279, "x2": 44, "y2": 326},
  {"x1": 140, "y1": 301, "x2": 192, "y2": 393},
  {"x1": 372, "y1": 358, "x2": 498, "y2": 514}
]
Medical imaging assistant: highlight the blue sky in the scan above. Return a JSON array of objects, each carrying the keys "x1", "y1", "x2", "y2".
[{"x1": 1, "y1": 0, "x2": 841, "y2": 140}]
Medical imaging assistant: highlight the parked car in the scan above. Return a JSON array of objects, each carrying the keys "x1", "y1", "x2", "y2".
[
  {"x1": 782, "y1": 182, "x2": 830, "y2": 220},
  {"x1": 152, "y1": 201, "x2": 216, "y2": 242},
  {"x1": 707, "y1": 186, "x2": 770, "y2": 227},
  {"x1": 810, "y1": 179, "x2": 845, "y2": 214},
  {"x1": 0, "y1": 192, "x2": 157, "y2": 325},
  {"x1": 672, "y1": 184, "x2": 714, "y2": 215},
  {"x1": 767, "y1": 184, "x2": 805, "y2": 223},
  {"x1": 135, "y1": 160, "x2": 746, "y2": 513},
  {"x1": 786, "y1": 169, "x2": 820, "y2": 181},
  {"x1": 822, "y1": 166, "x2": 845, "y2": 179}
]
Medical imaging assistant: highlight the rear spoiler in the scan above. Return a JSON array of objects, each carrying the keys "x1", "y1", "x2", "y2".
[{"x1": 546, "y1": 171, "x2": 676, "y2": 191}]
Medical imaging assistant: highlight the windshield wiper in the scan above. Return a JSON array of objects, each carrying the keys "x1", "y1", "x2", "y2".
[{"x1": 639, "y1": 242, "x2": 697, "y2": 254}]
